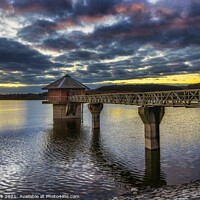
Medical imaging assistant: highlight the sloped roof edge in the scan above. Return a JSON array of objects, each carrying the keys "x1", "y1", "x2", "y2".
[{"x1": 42, "y1": 74, "x2": 89, "y2": 90}]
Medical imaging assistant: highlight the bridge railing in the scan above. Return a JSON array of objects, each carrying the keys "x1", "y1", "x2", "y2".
[{"x1": 68, "y1": 89, "x2": 200, "y2": 107}]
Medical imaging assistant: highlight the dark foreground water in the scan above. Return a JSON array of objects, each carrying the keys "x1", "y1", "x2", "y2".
[{"x1": 0, "y1": 101, "x2": 199, "y2": 199}]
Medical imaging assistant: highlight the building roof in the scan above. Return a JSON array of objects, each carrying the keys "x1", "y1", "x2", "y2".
[{"x1": 42, "y1": 74, "x2": 89, "y2": 90}]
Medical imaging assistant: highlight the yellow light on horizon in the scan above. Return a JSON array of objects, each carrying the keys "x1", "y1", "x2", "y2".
[
  {"x1": 0, "y1": 73, "x2": 199, "y2": 88},
  {"x1": 84, "y1": 73, "x2": 200, "y2": 85},
  {"x1": 0, "y1": 83, "x2": 46, "y2": 87}
]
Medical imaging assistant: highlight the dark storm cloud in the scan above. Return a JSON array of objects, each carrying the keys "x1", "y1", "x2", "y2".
[
  {"x1": 74, "y1": 64, "x2": 145, "y2": 83},
  {"x1": 55, "y1": 50, "x2": 101, "y2": 63},
  {"x1": 73, "y1": 69, "x2": 112, "y2": 83},
  {"x1": 187, "y1": 0, "x2": 200, "y2": 17},
  {"x1": 79, "y1": 47, "x2": 199, "y2": 83},
  {"x1": 13, "y1": 0, "x2": 72, "y2": 16},
  {"x1": 17, "y1": 20, "x2": 61, "y2": 42},
  {"x1": 92, "y1": 15, "x2": 199, "y2": 47},
  {"x1": 16, "y1": 0, "x2": 200, "y2": 47},
  {"x1": 84, "y1": 0, "x2": 200, "y2": 48},
  {"x1": 42, "y1": 38, "x2": 78, "y2": 51},
  {"x1": 87, "y1": 63, "x2": 111, "y2": 73},
  {"x1": 99, "y1": 47, "x2": 136, "y2": 60},
  {"x1": 54, "y1": 45, "x2": 136, "y2": 63},
  {"x1": 17, "y1": 18, "x2": 80, "y2": 42},
  {"x1": 74, "y1": 0, "x2": 122, "y2": 16},
  {"x1": 12, "y1": 0, "x2": 123, "y2": 22},
  {"x1": 0, "y1": 38, "x2": 64, "y2": 84},
  {"x1": 149, "y1": 64, "x2": 189, "y2": 74},
  {"x1": 0, "y1": 38, "x2": 52, "y2": 71}
]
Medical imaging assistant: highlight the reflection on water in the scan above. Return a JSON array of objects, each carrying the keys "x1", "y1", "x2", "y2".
[
  {"x1": 91, "y1": 129, "x2": 166, "y2": 189},
  {"x1": 143, "y1": 149, "x2": 166, "y2": 187},
  {"x1": 0, "y1": 101, "x2": 27, "y2": 130},
  {"x1": 0, "y1": 101, "x2": 199, "y2": 199}
]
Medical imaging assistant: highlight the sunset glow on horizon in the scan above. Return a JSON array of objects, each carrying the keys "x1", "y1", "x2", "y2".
[
  {"x1": 85, "y1": 73, "x2": 200, "y2": 86},
  {"x1": 0, "y1": 73, "x2": 199, "y2": 88}
]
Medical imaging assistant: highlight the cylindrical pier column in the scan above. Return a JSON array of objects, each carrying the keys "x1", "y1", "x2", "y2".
[
  {"x1": 138, "y1": 106, "x2": 165, "y2": 150},
  {"x1": 88, "y1": 103, "x2": 103, "y2": 129}
]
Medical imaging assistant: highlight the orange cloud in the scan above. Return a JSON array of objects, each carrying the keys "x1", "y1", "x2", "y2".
[
  {"x1": 155, "y1": 6, "x2": 200, "y2": 31},
  {"x1": 170, "y1": 16, "x2": 200, "y2": 30},
  {"x1": 114, "y1": 3, "x2": 148, "y2": 15},
  {"x1": 155, "y1": 6, "x2": 175, "y2": 18},
  {"x1": 53, "y1": 19, "x2": 79, "y2": 30},
  {"x1": 0, "y1": 0, "x2": 14, "y2": 13},
  {"x1": 80, "y1": 15, "x2": 110, "y2": 23},
  {"x1": 14, "y1": 4, "x2": 45, "y2": 14}
]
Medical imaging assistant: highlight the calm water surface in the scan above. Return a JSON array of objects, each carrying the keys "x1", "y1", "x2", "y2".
[{"x1": 0, "y1": 101, "x2": 199, "y2": 199}]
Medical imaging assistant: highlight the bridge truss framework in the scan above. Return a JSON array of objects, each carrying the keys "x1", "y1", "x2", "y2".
[{"x1": 69, "y1": 89, "x2": 200, "y2": 108}]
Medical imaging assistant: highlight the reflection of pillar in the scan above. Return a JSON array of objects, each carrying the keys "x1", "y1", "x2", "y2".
[
  {"x1": 88, "y1": 103, "x2": 103, "y2": 129},
  {"x1": 50, "y1": 119, "x2": 81, "y2": 157},
  {"x1": 53, "y1": 103, "x2": 81, "y2": 119},
  {"x1": 138, "y1": 106, "x2": 165, "y2": 150},
  {"x1": 91, "y1": 129, "x2": 100, "y2": 151},
  {"x1": 53, "y1": 118, "x2": 81, "y2": 138},
  {"x1": 143, "y1": 149, "x2": 166, "y2": 187}
]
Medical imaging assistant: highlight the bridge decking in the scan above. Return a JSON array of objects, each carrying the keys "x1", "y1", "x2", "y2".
[{"x1": 69, "y1": 89, "x2": 200, "y2": 107}]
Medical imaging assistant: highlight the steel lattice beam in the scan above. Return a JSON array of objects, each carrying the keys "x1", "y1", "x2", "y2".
[{"x1": 68, "y1": 89, "x2": 200, "y2": 107}]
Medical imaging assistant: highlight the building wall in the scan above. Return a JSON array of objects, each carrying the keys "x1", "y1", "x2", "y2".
[
  {"x1": 48, "y1": 89, "x2": 64, "y2": 102},
  {"x1": 48, "y1": 89, "x2": 61, "y2": 97},
  {"x1": 48, "y1": 89, "x2": 85, "y2": 103}
]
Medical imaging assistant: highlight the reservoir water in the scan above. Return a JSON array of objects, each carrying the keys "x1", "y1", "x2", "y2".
[{"x1": 0, "y1": 100, "x2": 199, "y2": 199}]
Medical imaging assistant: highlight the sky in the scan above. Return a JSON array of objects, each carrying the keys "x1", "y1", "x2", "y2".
[{"x1": 0, "y1": 0, "x2": 200, "y2": 93}]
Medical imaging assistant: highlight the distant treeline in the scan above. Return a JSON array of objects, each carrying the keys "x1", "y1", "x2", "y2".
[
  {"x1": 87, "y1": 83, "x2": 200, "y2": 95},
  {"x1": 186, "y1": 83, "x2": 200, "y2": 89},
  {"x1": 0, "y1": 92, "x2": 47, "y2": 100}
]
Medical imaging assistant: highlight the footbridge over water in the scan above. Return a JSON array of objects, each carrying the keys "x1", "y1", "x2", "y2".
[
  {"x1": 43, "y1": 88, "x2": 200, "y2": 150},
  {"x1": 69, "y1": 89, "x2": 200, "y2": 107}
]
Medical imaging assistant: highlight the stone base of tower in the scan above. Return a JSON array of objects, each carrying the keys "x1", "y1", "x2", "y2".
[{"x1": 53, "y1": 103, "x2": 81, "y2": 119}]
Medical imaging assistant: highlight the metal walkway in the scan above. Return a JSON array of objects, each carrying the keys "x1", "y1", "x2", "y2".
[{"x1": 69, "y1": 89, "x2": 200, "y2": 107}]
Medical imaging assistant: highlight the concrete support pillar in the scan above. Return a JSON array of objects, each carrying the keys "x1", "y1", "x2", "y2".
[
  {"x1": 53, "y1": 103, "x2": 81, "y2": 119},
  {"x1": 88, "y1": 103, "x2": 103, "y2": 129},
  {"x1": 138, "y1": 106, "x2": 165, "y2": 150}
]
